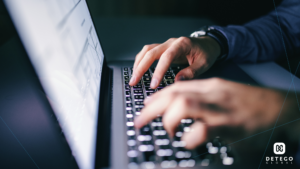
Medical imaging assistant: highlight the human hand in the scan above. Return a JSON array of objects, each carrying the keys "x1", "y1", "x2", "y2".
[
  {"x1": 134, "y1": 78, "x2": 298, "y2": 149},
  {"x1": 129, "y1": 36, "x2": 221, "y2": 88}
]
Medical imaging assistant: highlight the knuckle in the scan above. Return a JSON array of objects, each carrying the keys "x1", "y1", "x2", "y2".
[
  {"x1": 168, "y1": 37, "x2": 176, "y2": 41},
  {"x1": 143, "y1": 45, "x2": 151, "y2": 51},
  {"x1": 145, "y1": 50, "x2": 154, "y2": 57},
  {"x1": 210, "y1": 77, "x2": 223, "y2": 85},
  {"x1": 185, "y1": 68, "x2": 195, "y2": 78},
  {"x1": 163, "y1": 51, "x2": 174, "y2": 60},
  {"x1": 178, "y1": 36, "x2": 191, "y2": 44},
  {"x1": 178, "y1": 95, "x2": 190, "y2": 107}
]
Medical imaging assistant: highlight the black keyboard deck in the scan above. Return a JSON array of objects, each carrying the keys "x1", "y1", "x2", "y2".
[{"x1": 122, "y1": 67, "x2": 234, "y2": 169}]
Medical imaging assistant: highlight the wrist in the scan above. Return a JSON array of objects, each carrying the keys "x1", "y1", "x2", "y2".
[
  {"x1": 200, "y1": 36, "x2": 221, "y2": 62},
  {"x1": 190, "y1": 26, "x2": 228, "y2": 62}
]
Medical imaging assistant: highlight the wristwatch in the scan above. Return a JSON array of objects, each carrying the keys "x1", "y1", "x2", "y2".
[{"x1": 190, "y1": 26, "x2": 228, "y2": 61}]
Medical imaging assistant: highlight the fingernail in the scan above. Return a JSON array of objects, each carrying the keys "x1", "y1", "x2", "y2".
[
  {"x1": 130, "y1": 75, "x2": 136, "y2": 84},
  {"x1": 150, "y1": 78, "x2": 158, "y2": 89},
  {"x1": 134, "y1": 117, "x2": 144, "y2": 129},
  {"x1": 179, "y1": 76, "x2": 185, "y2": 81}
]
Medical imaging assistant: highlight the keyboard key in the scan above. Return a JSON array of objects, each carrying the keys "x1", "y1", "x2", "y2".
[
  {"x1": 127, "y1": 140, "x2": 137, "y2": 146},
  {"x1": 124, "y1": 67, "x2": 128, "y2": 71},
  {"x1": 124, "y1": 81, "x2": 129, "y2": 84},
  {"x1": 127, "y1": 130, "x2": 136, "y2": 136},
  {"x1": 157, "y1": 149, "x2": 173, "y2": 156},
  {"x1": 145, "y1": 88, "x2": 155, "y2": 92},
  {"x1": 133, "y1": 84, "x2": 142, "y2": 89},
  {"x1": 126, "y1": 103, "x2": 133, "y2": 107},
  {"x1": 165, "y1": 72, "x2": 173, "y2": 76},
  {"x1": 141, "y1": 161, "x2": 155, "y2": 168},
  {"x1": 135, "y1": 101, "x2": 144, "y2": 105},
  {"x1": 153, "y1": 130, "x2": 167, "y2": 136},
  {"x1": 175, "y1": 131, "x2": 183, "y2": 137},
  {"x1": 153, "y1": 117, "x2": 162, "y2": 122},
  {"x1": 161, "y1": 160, "x2": 177, "y2": 168},
  {"x1": 166, "y1": 80, "x2": 174, "y2": 85},
  {"x1": 138, "y1": 135, "x2": 152, "y2": 141},
  {"x1": 125, "y1": 85, "x2": 130, "y2": 90},
  {"x1": 139, "y1": 145, "x2": 154, "y2": 152},
  {"x1": 127, "y1": 110, "x2": 133, "y2": 114},
  {"x1": 127, "y1": 150, "x2": 138, "y2": 157},
  {"x1": 179, "y1": 159, "x2": 195, "y2": 167},
  {"x1": 125, "y1": 91, "x2": 131, "y2": 96},
  {"x1": 126, "y1": 97, "x2": 132, "y2": 102},
  {"x1": 172, "y1": 141, "x2": 186, "y2": 148},
  {"x1": 134, "y1": 95, "x2": 144, "y2": 100},
  {"x1": 165, "y1": 75, "x2": 173, "y2": 80},
  {"x1": 124, "y1": 76, "x2": 130, "y2": 80},
  {"x1": 158, "y1": 83, "x2": 166, "y2": 87},
  {"x1": 133, "y1": 90, "x2": 143, "y2": 94},
  {"x1": 144, "y1": 82, "x2": 151, "y2": 86},
  {"x1": 146, "y1": 92, "x2": 154, "y2": 96},
  {"x1": 155, "y1": 139, "x2": 170, "y2": 146},
  {"x1": 124, "y1": 72, "x2": 129, "y2": 76},
  {"x1": 143, "y1": 77, "x2": 151, "y2": 82},
  {"x1": 140, "y1": 126, "x2": 151, "y2": 135},
  {"x1": 126, "y1": 114, "x2": 133, "y2": 118},
  {"x1": 136, "y1": 108, "x2": 142, "y2": 112}
]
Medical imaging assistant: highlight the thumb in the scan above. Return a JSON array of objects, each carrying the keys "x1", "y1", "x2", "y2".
[{"x1": 175, "y1": 60, "x2": 209, "y2": 81}]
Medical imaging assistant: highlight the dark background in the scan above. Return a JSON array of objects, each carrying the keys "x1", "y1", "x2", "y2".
[
  {"x1": 86, "y1": 0, "x2": 282, "y2": 25},
  {"x1": 1, "y1": 0, "x2": 283, "y2": 46},
  {"x1": 1, "y1": 0, "x2": 298, "y2": 76}
]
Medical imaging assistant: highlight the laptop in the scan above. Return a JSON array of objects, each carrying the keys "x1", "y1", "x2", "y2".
[{"x1": 0, "y1": 0, "x2": 263, "y2": 169}]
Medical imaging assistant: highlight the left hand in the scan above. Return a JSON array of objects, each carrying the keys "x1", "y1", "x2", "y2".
[{"x1": 134, "y1": 78, "x2": 298, "y2": 149}]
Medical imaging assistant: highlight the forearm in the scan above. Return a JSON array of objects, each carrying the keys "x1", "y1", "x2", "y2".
[{"x1": 214, "y1": 0, "x2": 300, "y2": 63}]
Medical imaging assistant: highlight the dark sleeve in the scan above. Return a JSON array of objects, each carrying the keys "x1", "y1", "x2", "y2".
[{"x1": 214, "y1": 0, "x2": 300, "y2": 63}]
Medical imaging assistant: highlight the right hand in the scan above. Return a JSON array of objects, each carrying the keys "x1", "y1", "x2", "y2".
[{"x1": 129, "y1": 36, "x2": 221, "y2": 88}]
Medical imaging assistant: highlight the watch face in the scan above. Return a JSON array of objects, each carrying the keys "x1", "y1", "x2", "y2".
[{"x1": 190, "y1": 30, "x2": 206, "y2": 37}]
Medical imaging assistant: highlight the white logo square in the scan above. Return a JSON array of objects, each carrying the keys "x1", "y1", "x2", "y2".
[{"x1": 274, "y1": 142, "x2": 285, "y2": 155}]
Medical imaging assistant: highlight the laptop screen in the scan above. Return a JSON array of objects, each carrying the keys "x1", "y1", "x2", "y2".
[{"x1": 4, "y1": 0, "x2": 104, "y2": 168}]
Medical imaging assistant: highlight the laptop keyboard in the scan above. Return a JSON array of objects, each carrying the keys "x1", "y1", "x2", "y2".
[{"x1": 122, "y1": 67, "x2": 234, "y2": 168}]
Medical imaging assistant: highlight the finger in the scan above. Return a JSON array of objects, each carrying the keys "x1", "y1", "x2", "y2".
[
  {"x1": 162, "y1": 93, "x2": 199, "y2": 137},
  {"x1": 133, "y1": 44, "x2": 159, "y2": 71},
  {"x1": 146, "y1": 78, "x2": 229, "y2": 106},
  {"x1": 151, "y1": 37, "x2": 191, "y2": 88},
  {"x1": 130, "y1": 39, "x2": 175, "y2": 86},
  {"x1": 134, "y1": 92, "x2": 177, "y2": 129},
  {"x1": 181, "y1": 121, "x2": 207, "y2": 149},
  {"x1": 174, "y1": 58, "x2": 209, "y2": 81}
]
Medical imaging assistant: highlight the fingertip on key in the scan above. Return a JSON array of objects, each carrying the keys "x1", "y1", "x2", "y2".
[
  {"x1": 129, "y1": 75, "x2": 136, "y2": 86},
  {"x1": 134, "y1": 117, "x2": 144, "y2": 129},
  {"x1": 150, "y1": 78, "x2": 158, "y2": 89}
]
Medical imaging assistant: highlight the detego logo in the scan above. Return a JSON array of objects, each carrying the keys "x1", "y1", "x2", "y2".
[
  {"x1": 266, "y1": 142, "x2": 293, "y2": 165},
  {"x1": 274, "y1": 142, "x2": 285, "y2": 155}
]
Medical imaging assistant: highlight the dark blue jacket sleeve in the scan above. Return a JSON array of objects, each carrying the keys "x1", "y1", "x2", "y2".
[{"x1": 214, "y1": 0, "x2": 300, "y2": 63}]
